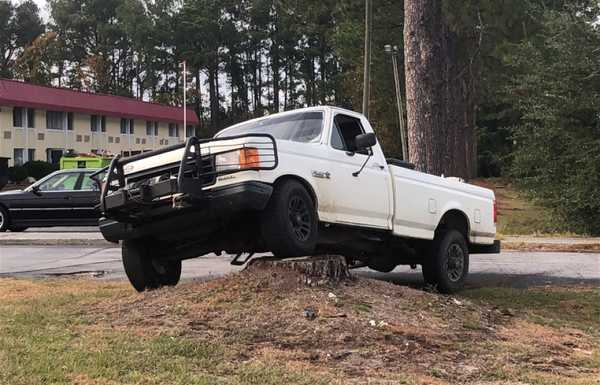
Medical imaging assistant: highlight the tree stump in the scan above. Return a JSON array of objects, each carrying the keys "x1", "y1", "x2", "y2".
[{"x1": 246, "y1": 255, "x2": 353, "y2": 286}]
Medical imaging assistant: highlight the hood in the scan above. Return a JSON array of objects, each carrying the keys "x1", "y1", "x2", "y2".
[{"x1": 0, "y1": 189, "x2": 25, "y2": 198}]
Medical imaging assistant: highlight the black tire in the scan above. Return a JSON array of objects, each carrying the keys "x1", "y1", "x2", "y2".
[
  {"x1": 421, "y1": 230, "x2": 469, "y2": 294},
  {"x1": 0, "y1": 206, "x2": 9, "y2": 232},
  {"x1": 10, "y1": 226, "x2": 28, "y2": 232},
  {"x1": 122, "y1": 239, "x2": 182, "y2": 292},
  {"x1": 260, "y1": 180, "x2": 318, "y2": 257}
]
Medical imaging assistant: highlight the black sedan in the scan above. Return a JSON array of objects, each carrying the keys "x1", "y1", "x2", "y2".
[{"x1": 0, "y1": 169, "x2": 104, "y2": 232}]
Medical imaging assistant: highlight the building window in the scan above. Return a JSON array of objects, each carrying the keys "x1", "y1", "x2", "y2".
[
  {"x1": 46, "y1": 111, "x2": 64, "y2": 130},
  {"x1": 146, "y1": 121, "x2": 159, "y2": 136},
  {"x1": 13, "y1": 107, "x2": 23, "y2": 127},
  {"x1": 168, "y1": 123, "x2": 179, "y2": 138},
  {"x1": 67, "y1": 112, "x2": 73, "y2": 130},
  {"x1": 13, "y1": 149, "x2": 24, "y2": 166},
  {"x1": 120, "y1": 118, "x2": 134, "y2": 134},
  {"x1": 186, "y1": 125, "x2": 195, "y2": 138},
  {"x1": 91, "y1": 115, "x2": 106, "y2": 132},
  {"x1": 47, "y1": 149, "x2": 64, "y2": 165},
  {"x1": 27, "y1": 149, "x2": 35, "y2": 162},
  {"x1": 146, "y1": 121, "x2": 156, "y2": 136},
  {"x1": 27, "y1": 108, "x2": 35, "y2": 128}
]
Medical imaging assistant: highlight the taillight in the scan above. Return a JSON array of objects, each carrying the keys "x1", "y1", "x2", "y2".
[
  {"x1": 239, "y1": 147, "x2": 260, "y2": 169},
  {"x1": 493, "y1": 199, "x2": 498, "y2": 223}
]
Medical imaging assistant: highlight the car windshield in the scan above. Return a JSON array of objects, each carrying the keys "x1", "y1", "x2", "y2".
[{"x1": 216, "y1": 111, "x2": 323, "y2": 143}]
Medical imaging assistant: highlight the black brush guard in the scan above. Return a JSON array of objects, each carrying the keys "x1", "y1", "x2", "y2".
[{"x1": 99, "y1": 134, "x2": 278, "y2": 221}]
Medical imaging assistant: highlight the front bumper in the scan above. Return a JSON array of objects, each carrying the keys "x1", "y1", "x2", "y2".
[{"x1": 99, "y1": 181, "x2": 273, "y2": 242}]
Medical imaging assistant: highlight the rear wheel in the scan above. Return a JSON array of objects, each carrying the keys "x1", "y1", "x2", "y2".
[
  {"x1": 0, "y1": 206, "x2": 9, "y2": 232},
  {"x1": 421, "y1": 230, "x2": 469, "y2": 294},
  {"x1": 122, "y1": 239, "x2": 182, "y2": 292},
  {"x1": 260, "y1": 180, "x2": 318, "y2": 257}
]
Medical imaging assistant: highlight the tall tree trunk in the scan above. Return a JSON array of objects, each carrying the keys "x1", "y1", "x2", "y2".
[
  {"x1": 271, "y1": 46, "x2": 280, "y2": 112},
  {"x1": 208, "y1": 59, "x2": 220, "y2": 133},
  {"x1": 404, "y1": 0, "x2": 445, "y2": 176}
]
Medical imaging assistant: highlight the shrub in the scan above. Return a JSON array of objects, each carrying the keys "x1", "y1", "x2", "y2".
[
  {"x1": 8, "y1": 166, "x2": 28, "y2": 182},
  {"x1": 23, "y1": 160, "x2": 57, "y2": 180}
]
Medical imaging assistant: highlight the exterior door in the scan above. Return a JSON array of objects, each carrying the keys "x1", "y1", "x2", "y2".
[
  {"x1": 325, "y1": 113, "x2": 391, "y2": 229},
  {"x1": 69, "y1": 171, "x2": 102, "y2": 224}
]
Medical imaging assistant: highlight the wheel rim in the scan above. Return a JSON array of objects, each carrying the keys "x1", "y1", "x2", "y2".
[
  {"x1": 446, "y1": 243, "x2": 465, "y2": 282},
  {"x1": 0, "y1": 211, "x2": 4, "y2": 229},
  {"x1": 288, "y1": 195, "x2": 311, "y2": 242}
]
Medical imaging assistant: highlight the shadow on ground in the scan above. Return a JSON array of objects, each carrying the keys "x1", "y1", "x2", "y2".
[{"x1": 358, "y1": 270, "x2": 600, "y2": 290}]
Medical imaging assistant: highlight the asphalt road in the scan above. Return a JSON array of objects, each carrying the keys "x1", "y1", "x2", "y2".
[{"x1": 1, "y1": 246, "x2": 598, "y2": 289}]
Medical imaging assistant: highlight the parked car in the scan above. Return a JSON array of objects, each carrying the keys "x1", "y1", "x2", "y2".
[
  {"x1": 0, "y1": 168, "x2": 104, "y2": 231},
  {"x1": 98, "y1": 106, "x2": 500, "y2": 293}
]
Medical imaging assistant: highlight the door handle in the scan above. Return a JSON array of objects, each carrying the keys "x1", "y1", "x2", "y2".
[{"x1": 372, "y1": 162, "x2": 385, "y2": 170}]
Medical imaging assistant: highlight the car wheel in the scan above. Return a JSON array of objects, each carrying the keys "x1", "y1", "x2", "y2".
[
  {"x1": 421, "y1": 230, "x2": 469, "y2": 294},
  {"x1": 260, "y1": 180, "x2": 318, "y2": 257},
  {"x1": 0, "y1": 206, "x2": 9, "y2": 232},
  {"x1": 10, "y1": 226, "x2": 28, "y2": 232},
  {"x1": 122, "y1": 239, "x2": 182, "y2": 292}
]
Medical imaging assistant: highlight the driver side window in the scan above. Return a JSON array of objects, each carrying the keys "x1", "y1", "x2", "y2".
[
  {"x1": 330, "y1": 114, "x2": 368, "y2": 155},
  {"x1": 38, "y1": 173, "x2": 81, "y2": 192}
]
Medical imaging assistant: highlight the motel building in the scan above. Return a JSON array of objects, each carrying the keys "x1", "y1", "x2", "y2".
[{"x1": 0, "y1": 79, "x2": 199, "y2": 167}]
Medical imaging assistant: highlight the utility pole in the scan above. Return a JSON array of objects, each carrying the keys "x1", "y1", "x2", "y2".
[
  {"x1": 182, "y1": 60, "x2": 187, "y2": 139},
  {"x1": 362, "y1": 0, "x2": 372, "y2": 118},
  {"x1": 385, "y1": 45, "x2": 408, "y2": 161}
]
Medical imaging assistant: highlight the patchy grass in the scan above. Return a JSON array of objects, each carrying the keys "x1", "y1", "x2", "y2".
[
  {"x1": 1, "y1": 273, "x2": 599, "y2": 385},
  {"x1": 461, "y1": 286, "x2": 600, "y2": 334},
  {"x1": 473, "y1": 178, "x2": 569, "y2": 236}
]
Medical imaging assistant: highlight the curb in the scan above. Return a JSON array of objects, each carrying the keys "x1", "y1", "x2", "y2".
[{"x1": 0, "y1": 239, "x2": 118, "y2": 247}]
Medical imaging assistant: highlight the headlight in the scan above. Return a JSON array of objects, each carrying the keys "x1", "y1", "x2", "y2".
[{"x1": 215, "y1": 147, "x2": 260, "y2": 172}]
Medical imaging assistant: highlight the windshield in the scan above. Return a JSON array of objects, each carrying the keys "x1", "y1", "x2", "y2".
[{"x1": 216, "y1": 111, "x2": 323, "y2": 143}]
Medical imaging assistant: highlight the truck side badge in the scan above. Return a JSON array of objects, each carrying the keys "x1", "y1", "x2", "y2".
[{"x1": 312, "y1": 171, "x2": 331, "y2": 179}]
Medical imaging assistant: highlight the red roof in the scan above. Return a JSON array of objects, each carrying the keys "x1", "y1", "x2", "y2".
[{"x1": 0, "y1": 79, "x2": 199, "y2": 125}]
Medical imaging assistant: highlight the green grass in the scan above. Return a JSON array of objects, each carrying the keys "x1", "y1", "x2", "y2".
[{"x1": 0, "y1": 282, "x2": 334, "y2": 385}]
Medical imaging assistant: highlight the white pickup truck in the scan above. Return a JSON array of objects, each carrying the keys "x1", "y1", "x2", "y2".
[{"x1": 99, "y1": 106, "x2": 499, "y2": 293}]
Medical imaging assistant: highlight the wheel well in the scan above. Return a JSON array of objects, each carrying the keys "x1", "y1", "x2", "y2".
[
  {"x1": 273, "y1": 175, "x2": 318, "y2": 209},
  {"x1": 436, "y1": 209, "x2": 470, "y2": 241}
]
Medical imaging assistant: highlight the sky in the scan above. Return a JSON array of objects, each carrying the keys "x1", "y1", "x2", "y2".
[{"x1": 32, "y1": 0, "x2": 49, "y2": 21}]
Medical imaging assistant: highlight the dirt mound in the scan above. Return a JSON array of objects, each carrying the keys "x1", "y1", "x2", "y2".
[{"x1": 89, "y1": 267, "x2": 597, "y2": 384}]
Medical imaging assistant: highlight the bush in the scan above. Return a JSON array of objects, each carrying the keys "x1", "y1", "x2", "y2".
[
  {"x1": 23, "y1": 160, "x2": 57, "y2": 180},
  {"x1": 8, "y1": 166, "x2": 28, "y2": 182},
  {"x1": 507, "y1": 10, "x2": 600, "y2": 235},
  {"x1": 477, "y1": 151, "x2": 503, "y2": 178}
]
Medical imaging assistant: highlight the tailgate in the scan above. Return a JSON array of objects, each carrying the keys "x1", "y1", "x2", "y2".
[{"x1": 100, "y1": 134, "x2": 277, "y2": 219}]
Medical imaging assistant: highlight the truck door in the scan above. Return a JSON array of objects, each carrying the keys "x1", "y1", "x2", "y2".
[{"x1": 325, "y1": 113, "x2": 391, "y2": 229}]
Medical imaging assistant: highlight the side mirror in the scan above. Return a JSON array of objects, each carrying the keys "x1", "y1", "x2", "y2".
[
  {"x1": 31, "y1": 185, "x2": 42, "y2": 196},
  {"x1": 354, "y1": 133, "x2": 377, "y2": 151}
]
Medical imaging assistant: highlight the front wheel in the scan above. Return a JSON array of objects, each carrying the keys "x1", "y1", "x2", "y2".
[
  {"x1": 422, "y1": 230, "x2": 469, "y2": 294},
  {"x1": 0, "y1": 206, "x2": 9, "y2": 232},
  {"x1": 260, "y1": 180, "x2": 318, "y2": 257},
  {"x1": 122, "y1": 239, "x2": 182, "y2": 292}
]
